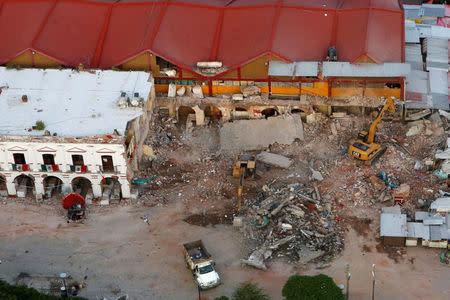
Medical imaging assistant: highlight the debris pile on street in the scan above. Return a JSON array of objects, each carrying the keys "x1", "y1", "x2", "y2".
[{"x1": 240, "y1": 182, "x2": 344, "y2": 269}]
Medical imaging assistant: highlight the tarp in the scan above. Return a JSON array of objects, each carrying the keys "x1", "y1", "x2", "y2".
[{"x1": 0, "y1": 0, "x2": 404, "y2": 75}]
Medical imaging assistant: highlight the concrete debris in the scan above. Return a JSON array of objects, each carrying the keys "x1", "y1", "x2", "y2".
[
  {"x1": 176, "y1": 86, "x2": 185, "y2": 96},
  {"x1": 168, "y1": 83, "x2": 176, "y2": 98},
  {"x1": 220, "y1": 115, "x2": 304, "y2": 151},
  {"x1": 240, "y1": 85, "x2": 261, "y2": 97},
  {"x1": 435, "y1": 149, "x2": 450, "y2": 160},
  {"x1": 241, "y1": 183, "x2": 344, "y2": 269},
  {"x1": 310, "y1": 168, "x2": 324, "y2": 181},
  {"x1": 439, "y1": 109, "x2": 450, "y2": 121},
  {"x1": 406, "y1": 123, "x2": 424, "y2": 136},
  {"x1": 192, "y1": 85, "x2": 204, "y2": 98},
  {"x1": 160, "y1": 68, "x2": 177, "y2": 77},
  {"x1": 257, "y1": 152, "x2": 293, "y2": 169},
  {"x1": 232, "y1": 93, "x2": 244, "y2": 101}
]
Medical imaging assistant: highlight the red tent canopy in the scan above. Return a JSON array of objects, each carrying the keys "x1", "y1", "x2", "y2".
[
  {"x1": 62, "y1": 192, "x2": 85, "y2": 209},
  {"x1": 0, "y1": 0, "x2": 404, "y2": 74}
]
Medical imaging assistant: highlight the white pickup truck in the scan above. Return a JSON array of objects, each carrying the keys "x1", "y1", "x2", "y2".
[{"x1": 183, "y1": 240, "x2": 221, "y2": 290}]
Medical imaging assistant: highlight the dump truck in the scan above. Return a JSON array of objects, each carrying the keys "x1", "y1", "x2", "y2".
[{"x1": 183, "y1": 240, "x2": 221, "y2": 289}]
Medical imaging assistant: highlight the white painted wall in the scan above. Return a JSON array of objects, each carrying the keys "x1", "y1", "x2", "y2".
[{"x1": 0, "y1": 139, "x2": 130, "y2": 200}]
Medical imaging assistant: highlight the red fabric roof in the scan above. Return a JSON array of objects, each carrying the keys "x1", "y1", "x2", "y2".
[{"x1": 0, "y1": 0, "x2": 404, "y2": 76}]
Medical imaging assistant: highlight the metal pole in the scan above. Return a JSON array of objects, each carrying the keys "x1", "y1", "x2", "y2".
[
  {"x1": 345, "y1": 262, "x2": 350, "y2": 300},
  {"x1": 371, "y1": 264, "x2": 376, "y2": 300},
  {"x1": 198, "y1": 285, "x2": 201, "y2": 300}
]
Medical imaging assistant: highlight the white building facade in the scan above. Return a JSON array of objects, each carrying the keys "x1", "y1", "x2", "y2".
[{"x1": 0, "y1": 136, "x2": 131, "y2": 200}]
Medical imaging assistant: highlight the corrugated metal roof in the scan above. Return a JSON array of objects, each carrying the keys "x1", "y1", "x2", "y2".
[
  {"x1": 405, "y1": 44, "x2": 423, "y2": 71},
  {"x1": 429, "y1": 69, "x2": 448, "y2": 95},
  {"x1": 322, "y1": 62, "x2": 411, "y2": 77},
  {"x1": 405, "y1": 24, "x2": 420, "y2": 44},
  {"x1": 421, "y1": 4, "x2": 445, "y2": 18},
  {"x1": 423, "y1": 215, "x2": 445, "y2": 225},
  {"x1": 407, "y1": 222, "x2": 430, "y2": 239},
  {"x1": 405, "y1": 70, "x2": 428, "y2": 94},
  {"x1": 380, "y1": 213, "x2": 407, "y2": 237},
  {"x1": 415, "y1": 211, "x2": 428, "y2": 221},
  {"x1": 404, "y1": 5, "x2": 421, "y2": 19},
  {"x1": 268, "y1": 61, "x2": 318, "y2": 77},
  {"x1": 430, "y1": 197, "x2": 450, "y2": 210},
  {"x1": 429, "y1": 225, "x2": 442, "y2": 241},
  {"x1": 382, "y1": 206, "x2": 402, "y2": 214},
  {"x1": 439, "y1": 224, "x2": 450, "y2": 239}
]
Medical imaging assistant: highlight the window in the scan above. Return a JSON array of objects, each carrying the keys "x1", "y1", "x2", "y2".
[
  {"x1": 13, "y1": 153, "x2": 26, "y2": 165},
  {"x1": 101, "y1": 155, "x2": 114, "y2": 172},
  {"x1": 72, "y1": 155, "x2": 84, "y2": 166},
  {"x1": 43, "y1": 154, "x2": 55, "y2": 165}
]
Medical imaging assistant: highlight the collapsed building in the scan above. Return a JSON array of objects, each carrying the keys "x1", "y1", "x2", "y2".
[
  {"x1": 0, "y1": 0, "x2": 411, "y2": 121},
  {"x1": 0, "y1": 67, "x2": 153, "y2": 203}
]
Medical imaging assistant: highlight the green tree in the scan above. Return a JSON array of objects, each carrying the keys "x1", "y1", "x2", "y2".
[
  {"x1": 214, "y1": 297, "x2": 230, "y2": 300},
  {"x1": 232, "y1": 282, "x2": 270, "y2": 300},
  {"x1": 0, "y1": 278, "x2": 88, "y2": 300},
  {"x1": 282, "y1": 274, "x2": 344, "y2": 300}
]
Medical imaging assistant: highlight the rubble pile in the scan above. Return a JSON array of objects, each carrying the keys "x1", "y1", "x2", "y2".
[{"x1": 241, "y1": 183, "x2": 344, "y2": 269}]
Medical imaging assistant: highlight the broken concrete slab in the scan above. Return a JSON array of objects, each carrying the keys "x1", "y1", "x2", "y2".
[
  {"x1": 310, "y1": 168, "x2": 324, "y2": 181},
  {"x1": 220, "y1": 115, "x2": 304, "y2": 151},
  {"x1": 240, "y1": 85, "x2": 260, "y2": 97},
  {"x1": 257, "y1": 152, "x2": 293, "y2": 169},
  {"x1": 232, "y1": 94, "x2": 244, "y2": 101}
]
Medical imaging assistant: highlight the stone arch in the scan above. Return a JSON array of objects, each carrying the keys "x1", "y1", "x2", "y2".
[
  {"x1": 71, "y1": 177, "x2": 92, "y2": 199},
  {"x1": 261, "y1": 107, "x2": 279, "y2": 118},
  {"x1": 204, "y1": 105, "x2": 222, "y2": 123},
  {"x1": 178, "y1": 105, "x2": 196, "y2": 127},
  {"x1": 100, "y1": 177, "x2": 121, "y2": 201},
  {"x1": 14, "y1": 174, "x2": 35, "y2": 198},
  {"x1": 43, "y1": 175, "x2": 64, "y2": 198}
]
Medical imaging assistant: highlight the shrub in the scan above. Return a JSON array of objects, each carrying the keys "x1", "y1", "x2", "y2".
[
  {"x1": 214, "y1": 297, "x2": 230, "y2": 300},
  {"x1": 0, "y1": 278, "x2": 87, "y2": 300},
  {"x1": 232, "y1": 282, "x2": 270, "y2": 300},
  {"x1": 35, "y1": 120, "x2": 45, "y2": 130},
  {"x1": 282, "y1": 274, "x2": 345, "y2": 300}
]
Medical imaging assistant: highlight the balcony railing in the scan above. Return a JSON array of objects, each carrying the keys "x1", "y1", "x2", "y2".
[
  {"x1": 12, "y1": 164, "x2": 29, "y2": 171},
  {"x1": 41, "y1": 164, "x2": 59, "y2": 172},
  {"x1": 70, "y1": 165, "x2": 88, "y2": 173}
]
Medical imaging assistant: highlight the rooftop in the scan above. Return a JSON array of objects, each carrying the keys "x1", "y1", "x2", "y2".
[
  {"x1": 380, "y1": 212, "x2": 407, "y2": 237},
  {"x1": 0, "y1": 67, "x2": 151, "y2": 137}
]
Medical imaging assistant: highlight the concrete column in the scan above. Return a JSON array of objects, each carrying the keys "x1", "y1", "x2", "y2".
[
  {"x1": 34, "y1": 178, "x2": 44, "y2": 198},
  {"x1": 92, "y1": 182, "x2": 102, "y2": 198},
  {"x1": 6, "y1": 177, "x2": 16, "y2": 196},
  {"x1": 192, "y1": 105, "x2": 205, "y2": 126},
  {"x1": 61, "y1": 183, "x2": 72, "y2": 195},
  {"x1": 120, "y1": 180, "x2": 130, "y2": 199},
  {"x1": 168, "y1": 103, "x2": 176, "y2": 117}
]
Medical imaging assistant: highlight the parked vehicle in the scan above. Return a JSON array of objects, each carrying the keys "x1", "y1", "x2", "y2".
[{"x1": 183, "y1": 240, "x2": 221, "y2": 289}]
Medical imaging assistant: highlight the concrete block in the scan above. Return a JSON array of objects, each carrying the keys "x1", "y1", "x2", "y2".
[
  {"x1": 100, "y1": 199, "x2": 109, "y2": 205},
  {"x1": 257, "y1": 152, "x2": 293, "y2": 168},
  {"x1": 220, "y1": 115, "x2": 304, "y2": 151}
]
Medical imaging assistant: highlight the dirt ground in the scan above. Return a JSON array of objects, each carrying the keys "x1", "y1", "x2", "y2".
[{"x1": 1, "y1": 111, "x2": 450, "y2": 300}]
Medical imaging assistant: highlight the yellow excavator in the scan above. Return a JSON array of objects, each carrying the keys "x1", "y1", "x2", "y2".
[
  {"x1": 232, "y1": 155, "x2": 256, "y2": 212},
  {"x1": 349, "y1": 97, "x2": 396, "y2": 164}
]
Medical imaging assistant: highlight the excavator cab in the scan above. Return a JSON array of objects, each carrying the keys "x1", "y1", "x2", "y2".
[{"x1": 349, "y1": 97, "x2": 396, "y2": 164}]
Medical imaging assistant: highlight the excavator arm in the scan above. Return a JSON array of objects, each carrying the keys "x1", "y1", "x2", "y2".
[{"x1": 366, "y1": 97, "x2": 395, "y2": 144}]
